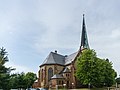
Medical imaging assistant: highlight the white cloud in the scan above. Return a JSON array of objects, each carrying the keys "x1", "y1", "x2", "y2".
[
  {"x1": 0, "y1": 0, "x2": 120, "y2": 76},
  {"x1": 110, "y1": 28, "x2": 120, "y2": 39},
  {"x1": 6, "y1": 61, "x2": 35, "y2": 74}
]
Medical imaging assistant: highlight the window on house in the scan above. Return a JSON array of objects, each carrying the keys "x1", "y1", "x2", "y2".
[{"x1": 48, "y1": 67, "x2": 53, "y2": 81}]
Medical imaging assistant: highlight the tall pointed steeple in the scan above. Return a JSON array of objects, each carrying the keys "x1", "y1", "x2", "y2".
[{"x1": 80, "y1": 14, "x2": 89, "y2": 50}]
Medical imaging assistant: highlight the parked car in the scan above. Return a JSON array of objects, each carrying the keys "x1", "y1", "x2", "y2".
[
  {"x1": 26, "y1": 88, "x2": 47, "y2": 90},
  {"x1": 37, "y1": 88, "x2": 48, "y2": 90}
]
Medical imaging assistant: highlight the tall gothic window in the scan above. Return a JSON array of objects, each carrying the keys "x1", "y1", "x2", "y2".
[
  {"x1": 48, "y1": 67, "x2": 53, "y2": 81},
  {"x1": 41, "y1": 69, "x2": 43, "y2": 81}
]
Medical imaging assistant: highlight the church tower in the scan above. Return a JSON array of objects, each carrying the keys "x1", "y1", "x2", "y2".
[
  {"x1": 35, "y1": 14, "x2": 91, "y2": 89},
  {"x1": 80, "y1": 14, "x2": 89, "y2": 51}
]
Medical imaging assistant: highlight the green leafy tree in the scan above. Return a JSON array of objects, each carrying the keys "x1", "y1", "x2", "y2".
[
  {"x1": 10, "y1": 72, "x2": 26, "y2": 89},
  {"x1": 0, "y1": 47, "x2": 14, "y2": 90},
  {"x1": 75, "y1": 49, "x2": 117, "y2": 88},
  {"x1": 0, "y1": 47, "x2": 37, "y2": 90},
  {"x1": 9, "y1": 74, "x2": 19, "y2": 89},
  {"x1": 24, "y1": 72, "x2": 37, "y2": 88},
  {"x1": 17, "y1": 72, "x2": 26, "y2": 89},
  {"x1": 10, "y1": 72, "x2": 37, "y2": 89}
]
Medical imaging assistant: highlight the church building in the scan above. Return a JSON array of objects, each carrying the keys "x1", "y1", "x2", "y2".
[{"x1": 35, "y1": 15, "x2": 90, "y2": 89}]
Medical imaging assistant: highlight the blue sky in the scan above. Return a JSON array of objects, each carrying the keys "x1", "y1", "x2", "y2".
[{"x1": 0, "y1": 0, "x2": 120, "y2": 76}]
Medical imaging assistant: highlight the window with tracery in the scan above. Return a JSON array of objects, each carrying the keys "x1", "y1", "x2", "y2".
[
  {"x1": 48, "y1": 67, "x2": 53, "y2": 81},
  {"x1": 41, "y1": 69, "x2": 44, "y2": 81}
]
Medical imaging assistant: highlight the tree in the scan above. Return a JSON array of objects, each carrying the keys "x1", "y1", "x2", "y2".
[
  {"x1": 0, "y1": 47, "x2": 14, "y2": 90},
  {"x1": 75, "y1": 49, "x2": 117, "y2": 88},
  {"x1": 10, "y1": 72, "x2": 37, "y2": 89},
  {"x1": 9, "y1": 74, "x2": 19, "y2": 89},
  {"x1": 24, "y1": 72, "x2": 37, "y2": 88},
  {"x1": 0, "y1": 47, "x2": 37, "y2": 90}
]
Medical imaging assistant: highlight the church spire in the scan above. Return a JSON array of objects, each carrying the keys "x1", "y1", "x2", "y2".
[{"x1": 80, "y1": 14, "x2": 89, "y2": 51}]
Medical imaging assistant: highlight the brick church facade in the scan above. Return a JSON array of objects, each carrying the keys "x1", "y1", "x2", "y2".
[{"x1": 34, "y1": 15, "x2": 90, "y2": 89}]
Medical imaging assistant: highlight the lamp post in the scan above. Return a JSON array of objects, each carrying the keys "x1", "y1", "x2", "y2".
[
  {"x1": 116, "y1": 82, "x2": 118, "y2": 90},
  {"x1": 63, "y1": 84, "x2": 66, "y2": 89},
  {"x1": 56, "y1": 85, "x2": 58, "y2": 90},
  {"x1": 72, "y1": 83, "x2": 74, "y2": 89},
  {"x1": 88, "y1": 83, "x2": 90, "y2": 90},
  {"x1": 104, "y1": 83, "x2": 105, "y2": 86}
]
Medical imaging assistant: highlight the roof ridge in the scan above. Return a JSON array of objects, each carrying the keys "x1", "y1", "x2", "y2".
[
  {"x1": 51, "y1": 51, "x2": 65, "y2": 57},
  {"x1": 50, "y1": 52, "x2": 56, "y2": 64},
  {"x1": 51, "y1": 52, "x2": 65, "y2": 64}
]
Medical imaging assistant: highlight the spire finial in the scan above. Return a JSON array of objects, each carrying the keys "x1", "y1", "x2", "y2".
[
  {"x1": 83, "y1": 14, "x2": 85, "y2": 25},
  {"x1": 83, "y1": 14, "x2": 85, "y2": 17}
]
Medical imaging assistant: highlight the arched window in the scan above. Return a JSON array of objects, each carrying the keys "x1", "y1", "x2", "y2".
[
  {"x1": 38, "y1": 70, "x2": 40, "y2": 78},
  {"x1": 48, "y1": 67, "x2": 53, "y2": 81},
  {"x1": 41, "y1": 69, "x2": 44, "y2": 81}
]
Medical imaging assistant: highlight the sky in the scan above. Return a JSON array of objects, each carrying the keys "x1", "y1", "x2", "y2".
[{"x1": 0, "y1": 0, "x2": 120, "y2": 76}]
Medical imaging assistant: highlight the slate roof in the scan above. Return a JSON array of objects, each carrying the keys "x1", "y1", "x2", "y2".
[
  {"x1": 65, "y1": 51, "x2": 78, "y2": 65},
  {"x1": 41, "y1": 52, "x2": 65, "y2": 66},
  {"x1": 40, "y1": 51, "x2": 79, "y2": 66},
  {"x1": 63, "y1": 67, "x2": 70, "y2": 73},
  {"x1": 51, "y1": 74, "x2": 64, "y2": 79}
]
